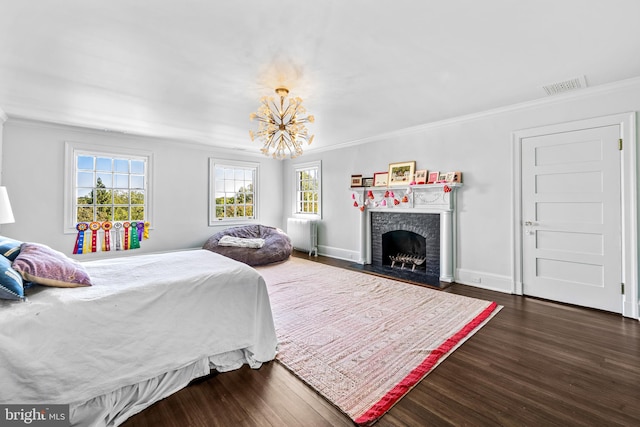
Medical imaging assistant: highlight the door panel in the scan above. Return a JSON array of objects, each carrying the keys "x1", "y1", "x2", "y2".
[{"x1": 522, "y1": 125, "x2": 622, "y2": 313}]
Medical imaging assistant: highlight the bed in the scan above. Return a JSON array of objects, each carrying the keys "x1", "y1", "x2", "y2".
[{"x1": 0, "y1": 248, "x2": 278, "y2": 426}]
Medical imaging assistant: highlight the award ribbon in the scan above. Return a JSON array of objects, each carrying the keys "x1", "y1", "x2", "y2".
[
  {"x1": 143, "y1": 222, "x2": 150, "y2": 239},
  {"x1": 123, "y1": 222, "x2": 131, "y2": 250},
  {"x1": 73, "y1": 223, "x2": 89, "y2": 254},
  {"x1": 113, "y1": 222, "x2": 122, "y2": 251},
  {"x1": 102, "y1": 221, "x2": 113, "y2": 251},
  {"x1": 130, "y1": 221, "x2": 140, "y2": 249},
  {"x1": 83, "y1": 228, "x2": 91, "y2": 253},
  {"x1": 89, "y1": 222, "x2": 101, "y2": 252},
  {"x1": 136, "y1": 222, "x2": 144, "y2": 242}
]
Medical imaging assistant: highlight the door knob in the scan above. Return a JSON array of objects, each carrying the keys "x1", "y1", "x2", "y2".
[{"x1": 524, "y1": 220, "x2": 537, "y2": 235}]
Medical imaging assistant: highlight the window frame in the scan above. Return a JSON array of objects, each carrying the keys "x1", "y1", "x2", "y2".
[
  {"x1": 64, "y1": 141, "x2": 154, "y2": 234},
  {"x1": 209, "y1": 158, "x2": 260, "y2": 226},
  {"x1": 292, "y1": 160, "x2": 322, "y2": 219}
]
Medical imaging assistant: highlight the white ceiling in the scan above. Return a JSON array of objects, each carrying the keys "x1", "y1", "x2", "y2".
[{"x1": 1, "y1": 1, "x2": 640, "y2": 155}]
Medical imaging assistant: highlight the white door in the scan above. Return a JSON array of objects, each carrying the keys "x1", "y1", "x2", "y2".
[{"x1": 521, "y1": 124, "x2": 622, "y2": 313}]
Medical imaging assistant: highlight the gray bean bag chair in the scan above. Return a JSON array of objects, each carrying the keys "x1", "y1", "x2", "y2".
[{"x1": 203, "y1": 224, "x2": 292, "y2": 266}]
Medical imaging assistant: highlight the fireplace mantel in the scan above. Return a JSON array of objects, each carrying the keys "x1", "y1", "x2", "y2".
[{"x1": 352, "y1": 183, "x2": 462, "y2": 283}]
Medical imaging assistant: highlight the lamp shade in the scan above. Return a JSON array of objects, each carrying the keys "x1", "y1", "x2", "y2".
[{"x1": 0, "y1": 187, "x2": 15, "y2": 224}]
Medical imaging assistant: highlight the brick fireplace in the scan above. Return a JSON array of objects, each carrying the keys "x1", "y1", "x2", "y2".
[
  {"x1": 370, "y1": 211, "x2": 440, "y2": 285},
  {"x1": 354, "y1": 183, "x2": 461, "y2": 286}
]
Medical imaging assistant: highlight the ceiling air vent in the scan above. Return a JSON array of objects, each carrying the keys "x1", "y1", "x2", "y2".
[{"x1": 542, "y1": 75, "x2": 588, "y2": 96}]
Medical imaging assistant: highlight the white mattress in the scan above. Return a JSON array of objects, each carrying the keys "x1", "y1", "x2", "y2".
[{"x1": 0, "y1": 249, "x2": 277, "y2": 408}]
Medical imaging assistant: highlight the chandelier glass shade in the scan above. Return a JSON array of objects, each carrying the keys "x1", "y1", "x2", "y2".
[{"x1": 249, "y1": 87, "x2": 315, "y2": 159}]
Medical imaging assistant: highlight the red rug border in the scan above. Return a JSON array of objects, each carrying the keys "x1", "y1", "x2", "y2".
[{"x1": 354, "y1": 301, "x2": 500, "y2": 425}]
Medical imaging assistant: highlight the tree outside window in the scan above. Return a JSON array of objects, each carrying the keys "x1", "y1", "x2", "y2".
[
  {"x1": 73, "y1": 152, "x2": 147, "y2": 224},
  {"x1": 210, "y1": 159, "x2": 258, "y2": 224},
  {"x1": 294, "y1": 161, "x2": 321, "y2": 216}
]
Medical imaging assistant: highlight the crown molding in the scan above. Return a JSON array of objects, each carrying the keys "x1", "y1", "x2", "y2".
[
  {"x1": 3, "y1": 115, "x2": 270, "y2": 160},
  {"x1": 308, "y1": 75, "x2": 640, "y2": 154}
]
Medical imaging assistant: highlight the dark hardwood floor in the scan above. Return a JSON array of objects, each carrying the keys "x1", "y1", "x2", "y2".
[{"x1": 124, "y1": 252, "x2": 640, "y2": 427}]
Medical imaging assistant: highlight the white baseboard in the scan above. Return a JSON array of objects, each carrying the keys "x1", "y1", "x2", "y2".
[
  {"x1": 311, "y1": 247, "x2": 514, "y2": 294},
  {"x1": 455, "y1": 268, "x2": 514, "y2": 294},
  {"x1": 317, "y1": 245, "x2": 361, "y2": 263}
]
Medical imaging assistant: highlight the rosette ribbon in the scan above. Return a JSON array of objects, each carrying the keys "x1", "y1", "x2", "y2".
[
  {"x1": 89, "y1": 222, "x2": 101, "y2": 252},
  {"x1": 102, "y1": 221, "x2": 113, "y2": 251},
  {"x1": 113, "y1": 222, "x2": 123, "y2": 251},
  {"x1": 73, "y1": 223, "x2": 89, "y2": 254},
  {"x1": 123, "y1": 222, "x2": 131, "y2": 250},
  {"x1": 130, "y1": 221, "x2": 140, "y2": 249}
]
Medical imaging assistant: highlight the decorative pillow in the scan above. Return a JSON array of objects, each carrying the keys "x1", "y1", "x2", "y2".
[
  {"x1": 218, "y1": 236, "x2": 266, "y2": 248},
  {"x1": 0, "y1": 256, "x2": 24, "y2": 300},
  {"x1": 0, "y1": 235, "x2": 22, "y2": 261},
  {"x1": 12, "y1": 242, "x2": 92, "y2": 288}
]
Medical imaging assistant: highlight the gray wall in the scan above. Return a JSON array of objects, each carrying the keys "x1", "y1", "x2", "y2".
[
  {"x1": 0, "y1": 119, "x2": 283, "y2": 258},
  {"x1": 284, "y1": 78, "x2": 640, "y2": 295},
  {"x1": 1, "y1": 78, "x2": 639, "y2": 303}
]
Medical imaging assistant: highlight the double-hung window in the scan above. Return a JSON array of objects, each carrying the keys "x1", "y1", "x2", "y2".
[
  {"x1": 293, "y1": 161, "x2": 321, "y2": 217},
  {"x1": 64, "y1": 142, "x2": 152, "y2": 232},
  {"x1": 209, "y1": 159, "x2": 258, "y2": 225}
]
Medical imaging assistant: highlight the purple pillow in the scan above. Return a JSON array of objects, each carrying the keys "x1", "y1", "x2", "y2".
[{"x1": 12, "y1": 242, "x2": 92, "y2": 288}]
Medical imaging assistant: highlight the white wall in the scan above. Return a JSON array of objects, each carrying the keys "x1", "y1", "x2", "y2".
[
  {"x1": 2, "y1": 78, "x2": 639, "y2": 302},
  {"x1": 0, "y1": 119, "x2": 284, "y2": 258},
  {"x1": 0, "y1": 111, "x2": 5, "y2": 182},
  {"x1": 285, "y1": 78, "x2": 640, "y2": 295}
]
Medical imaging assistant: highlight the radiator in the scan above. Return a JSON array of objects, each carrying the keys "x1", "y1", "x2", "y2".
[{"x1": 287, "y1": 218, "x2": 318, "y2": 256}]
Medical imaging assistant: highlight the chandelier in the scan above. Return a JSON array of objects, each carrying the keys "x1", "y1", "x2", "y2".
[{"x1": 249, "y1": 87, "x2": 315, "y2": 159}]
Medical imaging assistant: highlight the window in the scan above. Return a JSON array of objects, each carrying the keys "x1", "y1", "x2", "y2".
[
  {"x1": 294, "y1": 161, "x2": 321, "y2": 217},
  {"x1": 209, "y1": 159, "x2": 258, "y2": 224},
  {"x1": 64, "y1": 142, "x2": 152, "y2": 233}
]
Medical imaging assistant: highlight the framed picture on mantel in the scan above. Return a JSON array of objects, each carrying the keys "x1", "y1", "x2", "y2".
[
  {"x1": 388, "y1": 161, "x2": 415, "y2": 186},
  {"x1": 373, "y1": 172, "x2": 388, "y2": 187},
  {"x1": 414, "y1": 169, "x2": 428, "y2": 185}
]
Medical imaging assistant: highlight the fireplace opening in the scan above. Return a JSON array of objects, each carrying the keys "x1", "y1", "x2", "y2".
[
  {"x1": 382, "y1": 230, "x2": 426, "y2": 272},
  {"x1": 365, "y1": 211, "x2": 442, "y2": 287}
]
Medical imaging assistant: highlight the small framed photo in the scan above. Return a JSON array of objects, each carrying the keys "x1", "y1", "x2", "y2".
[
  {"x1": 351, "y1": 174, "x2": 363, "y2": 187},
  {"x1": 373, "y1": 172, "x2": 389, "y2": 187},
  {"x1": 447, "y1": 171, "x2": 463, "y2": 183},
  {"x1": 427, "y1": 171, "x2": 440, "y2": 184},
  {"x1": 414, "y1": 169, "x2": 428, "y2": 185},
  {"x1": 437, "y1": 172, "x2": 448, "y2": 183},
  {"x1": 388, "y1": 161, "x2": 416, "y2": 186},
  {"x1": 362, "y1": 177, "x2": 374, "y2": 187}
]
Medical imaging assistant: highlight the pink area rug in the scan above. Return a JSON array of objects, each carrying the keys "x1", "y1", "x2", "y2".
[{"x1": 256, "y1": 258, "x2": 501, "y2": 425}]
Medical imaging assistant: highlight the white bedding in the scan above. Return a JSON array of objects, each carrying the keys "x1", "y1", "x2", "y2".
[{"x1": 0, "y1": 249, "x2": 277, "y2": 424}]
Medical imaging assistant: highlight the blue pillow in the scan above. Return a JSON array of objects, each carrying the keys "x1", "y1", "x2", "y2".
[
  {"x1": 0, "y1": 236, "x2": 22, "y2": 261},
  {"x1": 0, "y1": 255, "x2": 24, "y2": 300}
]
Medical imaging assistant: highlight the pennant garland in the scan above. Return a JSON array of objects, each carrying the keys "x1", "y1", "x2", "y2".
[
  {"x1": 72, "y1": 220, "x2": 150, "y2": 254},
  {"x1": 351, "y1": 186, "x2": 414, "y2": 210},
  {"x1": 351, "y1": 181, "x2": 454, "y2": 211}
]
